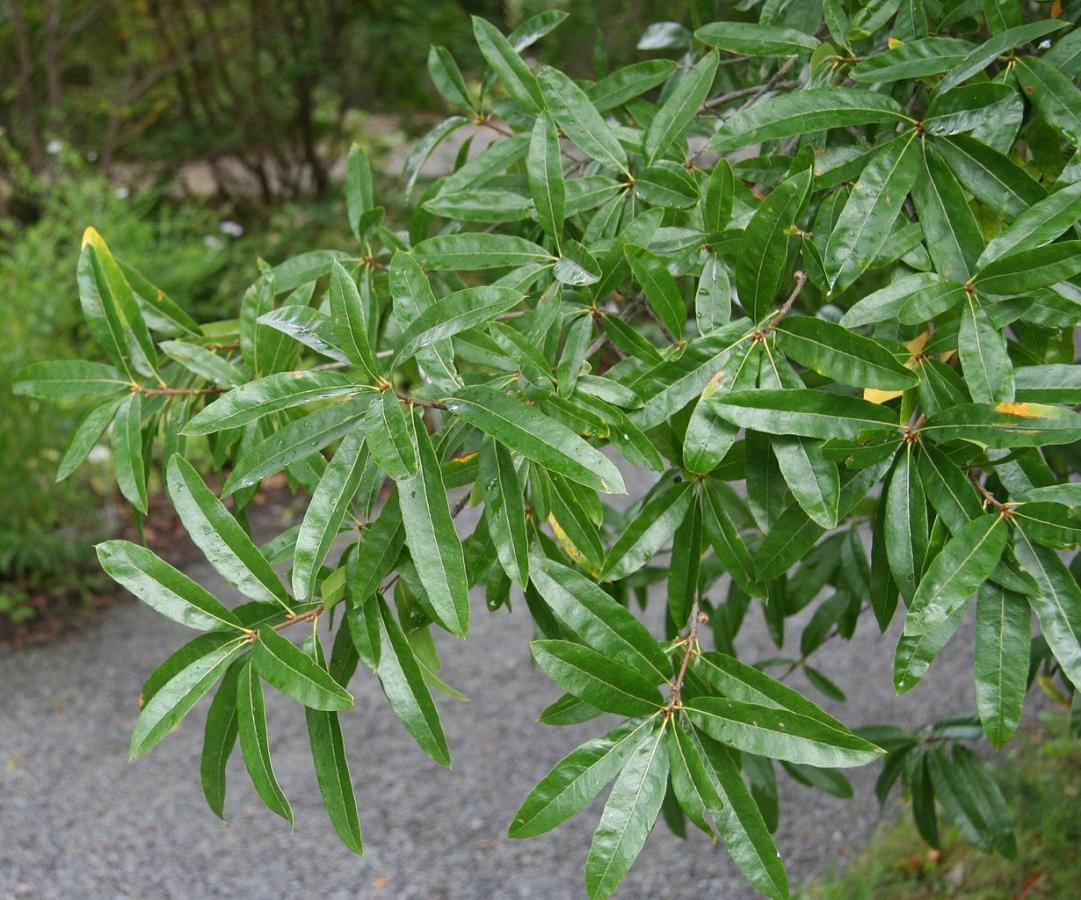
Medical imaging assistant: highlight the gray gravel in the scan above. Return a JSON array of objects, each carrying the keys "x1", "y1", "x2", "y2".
[{"x1": 0, "y1": 504, "x2": 978, "y2": 900}]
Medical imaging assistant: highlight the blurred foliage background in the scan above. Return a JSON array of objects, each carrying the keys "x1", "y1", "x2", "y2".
[{"x1": 0, "y1": 0, "x2": 685, "y2": 628}]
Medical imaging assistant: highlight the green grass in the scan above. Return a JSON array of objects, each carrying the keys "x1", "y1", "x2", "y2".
[{"x1": 802, "y1": 714, "x2": 1081, "y2": 900}]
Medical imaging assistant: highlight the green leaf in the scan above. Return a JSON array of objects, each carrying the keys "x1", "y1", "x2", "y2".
[
  {"x1": 736, "y1": 167, "x2": 811, "y2": 320},
  {"x1": 667, "y1": 492, "x2": 703, "y2": 630},
  {"x1": 413, "y1": 233, "x2": 551, "y2": 271},
  {"x1": 130, "y1": 637, "x2": 246, "y2": 759},
  {"x1": 934, "y1": 134, "x2": 1046, "y2": 220},
  {"x1": 444, "y1": 385, "x2": 625, "y2": 494},
  {"x1": 603, "y1": 480, "x2": 693, "y2": 581},
  {"x1": 710, "y1": 389, "x2": 897, "y2": 439},
  {"x1": 398, "y1": 412, "x2": 469, "y2": 636},
  {"x1": 57, "y1": 397, "x2": 124, "y2": 481},
  {"x1": 509, "y1": 717, "x2": 655, "y2": 838},
  {"x1": 921, "y1": 402, "x2": 1081, "y2": 448},
  {"x1": 111, "y1": 391, "x2": 147, "y2": 514},
  {"x1": 537, "y1": 65, "x2": 628, "y2": 173},
  {"x1": 695, "y1": 650, "x2": 850, "y2": 733},
  {"x1": 695, "y1": 22, "x2": 818, "y2": 57},
  {"x1": 223, "y1": 398, "x2": 373, "y2": 494},
  {"x1": 1015, "y1": 56, "x2": 1081, "y2": 146},
  {"x1": 631, "y1": 322, "x2": 751, "y2": 429},
  {"x1": 903, "y1": 513, "x2": 1007, "y2": 636},
  {"x1": 427, "y1": 45, "x2": 473, "y2": 110},
  {"x1": 328, "y1": 262, "x2": 380, "y2": 381},
  {"x1": 882, "y1": 445, "x2": 925, "y2": 600},
  {"x1": 665, "y1": 722, "x2": 721, "y2": 836},
  {"x1": 184, "y1": 371, "x2": 366, "y2": 436},
  {"x1": 645, "y1": 50, "x2": 719, "y2": 164},
  {"x1": 97, "y1": 540, "x2": 243, "y2": 631},
  {"x1": 699, "y1": 737, "x2": 789, "y2": 900},
  {"x1": 684, "y1": 697, "x2": 883, "y2": 768},
  {"x1": 588, "y1": 60, "x2": 677, "y2": 111},
  {"x1": 531, "y1": 639, "x2": 665, "y2": 716},
  {"x1": 624, "y1": 243, "x2": 686, "y2": 338},
  {"x1": 979, "y1": 180, "x2": 1081, "y2": 265},
  {"x1": 159, "y1": 340, "x2": 244, "y2": 387},
  {"x1": 927, "y1": 747, "x2": 1016, "y2": 857},
  {"x1": 850, "y1": 36, "x2": 971, "y2": 83},
  {"x1": 554, "y1": 240, "x2": 602, "y2": 286},
  {"x1": 683, "y1": 344, "x2": 758, "y2": 474},
  {"x1": 532, "y1": 557, "x2": 670, "y2": 680},
  {"x1": 974, "y1": 582, "x2": 1029, "y2": 747},
  {"x1": 1012, "y1": 530, "x2": 1081, "y2": 689},
  {"x1": 473, "y1": 16, "x2": 543, "y2": 110},
  {"x1": 822, "y1": 132, "x2": 920, "y2": 293},
  {"x1": 911, "y1": 140, "x2": 983, "y2": 283},
  {"x1": 776, "y1": 316, "x2": 918, "y2": 390},
  {"x1": 528, "y1": 113, "x2": 565, "y2": 248},
  {"x1": 346, "y1": 143, "x2": 379, "y2": 238},
  {"x1": 584, "y1": 721, "x2": 669, "y2": 900},
  {"x1": 374, "y1": 596, "x2": 450, "y2": 766},
  {"x1": 480, "y1": 441, "x2": 530, "y2": 588},
  {"x1": 424, "y1": 189, "x2": 532, "y2": 223},
  {"x1": 704, "y1": 159, "x2": 735, "y2": 234},
  {"x1": 772, "y1": 437, "x2": 840, "y2": 529},
  {"x1": 939, "y1": 19, "x2": 1066, "y2": 92},
  {"x1": 924, "y1": 83, "x2": 1019, "y2": 136},
  {"x1": 364, "y1": 392, "x2": 418, "y2": 481},
  {"x1": 253, "y1": 626, "x2": 353, "y2": 711},
  {"x1": 708, "y1": 88, "x2": 912, "y2": 152},
  {"x1": 972, "y1": 241, "x2": 1081, "y2": 297},
  {"x1": 167, "y1": 455, "x2": 290, "y2": 607},
  {"x1": 292, "y1": 431, "x2": 367, "y2": 600},
  {"x1": 200, "y1": 663, "x2": 240, "y2": 819},
  {"x1": 236, "y1": 658, "x2": 293, "y2": 823},
  {"x1": 959, "y1": 293, "x2": 1013, "y2": 404},
  {"x1": 391, "y1": 286, "x2": 523, "y2": 368},
  {"x1": 894, "y1": 602, "x2": 967, "y2": 694},
  {"x1": 305, "y1": 636, "x2": 364, "y2": 854},
  {"x1": 12, "y1": 360, "x2": 129, "y2": 400}
]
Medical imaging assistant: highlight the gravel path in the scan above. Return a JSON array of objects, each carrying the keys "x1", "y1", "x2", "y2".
[{"x1": 0, "y1": 500, "x2": 978, "y2": 899}]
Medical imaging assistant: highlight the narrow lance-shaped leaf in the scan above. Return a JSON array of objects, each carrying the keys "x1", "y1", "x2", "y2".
[
  {"x1": 537, "y1": 65, "x2": 629, "y2": 173},
  {"x1": 903, "y1": 513, "x2": 1007, "y2": 636},
  {"x1": 959, "y1": 292, "x2": 1013, "y2": 404},
  {"x1": 532, "y1": 557, "x2": 671, "y2": 680},
  {"x1": 397, "y1": 412, "x2": 470, "y2": 637},
  {"x1": 684, "y1": 696, "x2": 883, "y2": 768},
  {"x1": 111, "y1": 391, "x2": 148, "y2": 514},
  {"x1": 584, "y1": 721, "x2": 669, "y2": 900},
  {"x1": 130, "y1": 638, "x2": 247, "y2": 760},
  {"x1": 531, "y1": 639, "x2": 665, "y2": 716},
  {"x1": 736, "y1": 167, "x2": 811, "y2": 321},
  {"x1": 200, "y1": 663, "x2": 241, "y2": 819},
  {"x1": 884, "y1": 444, "x2": 928, "y2": 602},
  {"x1": 775, "y1": 315, "x2": 918, "y2": 390},
  {"x1": 253, "y1": 626, "x2": 354, "y2": 711},
  {"x1": 97, "y1": 540, "x2": 243, "y2": 631},
  {"x1": 480, "y1": 441, "x2": 529, "y2": 588},
  {"x1": 305, "y1": 636, "x2": 364, "y2": 854},
  {"x1": 444, "y1": 385, "x2": 625, "y2": 495},
  {"x1": 708, "y1": 88, "x2": 912, "y2": 152},
  {"x1": 645, "y1": 50, "x2": 719, "y2": 163},
  {"x1": 391, "y1": 286, "x2": 523, "y2": 368},
  {"x1": 528, "y1": 114, "x2": 565, "y2": 249},
  {"x1": 374, "y1": 596, "x2": 451, "y2": 766},
  {"x1": 364, "y1": 392, "x2": 418, "y2": 481},
  {"x1": 328, "y1": 262, "x2": 380, "y2": 382},
  {"x1": 974, "y1": 582, "x2": 1030, "y2": 747},
  {"x1": 236, "y1": 658, "x2": 293, "y2": 823},
  {"x1": 1012, "y1": 529, "x2": 1081, "y2": 689},
  {"x1": 602, "y1": 480, "x2": 693, "y2": 581},
  {"x1": 167, "y1": 455, "x2": 291, "y2": 607},
  {"x1": 624, "y1": 243, "x2": 686, "y2": 338},
  {"x1": 823, "y1": 132, "x2": 919, "y2": 294},
  {"x1": 710, "y1": 389, "x2": 897, "y2": 440},
  {"x1": 509, "y1": 716, "x2": 656, "y2": 839}
]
